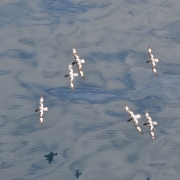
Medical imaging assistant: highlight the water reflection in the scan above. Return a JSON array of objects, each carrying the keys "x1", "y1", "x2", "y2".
[
  {"x1": 75, "y1": 170, "x2": 82, "y2": 178},
  {"x1": 44, "y1": 152, "x2": 57, "y2": 164}
]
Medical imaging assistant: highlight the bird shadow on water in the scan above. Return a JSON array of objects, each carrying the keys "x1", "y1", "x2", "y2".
[
  {"x1": 75, "y1": 170, "x2": 82, "y2": 178},
  {"x1": 44, "y1": 152, "x2": 57, "y2": 164}
]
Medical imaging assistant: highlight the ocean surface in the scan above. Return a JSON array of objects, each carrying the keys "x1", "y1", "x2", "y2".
[{"x1": 0, "y1": 0, "x2": 180, "y2": 180}]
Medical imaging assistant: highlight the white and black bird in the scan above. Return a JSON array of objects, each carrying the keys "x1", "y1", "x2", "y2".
[
  {"x1": 35, "y1": 96, "x2": 49, "y2": 125},
  {"x1": 143, "y1": 111, "x2": 158, "y2": 140},
  {"x1": 72, "y1": 46, "x2": 86, "y2": 79},
  {"x1": 146, "y1": 45, "x2": 160, "y2": 76},
  {"x1": 124, "y1": 104, "x2": 144, "y2": 135},
  {"x1": 64, "y1": 63, "x2": 78, "y2": 90}
]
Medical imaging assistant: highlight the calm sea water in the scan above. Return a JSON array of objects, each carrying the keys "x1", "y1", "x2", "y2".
[{"x1": 0, "y1": 0, "x2": 180, "y2": 180}]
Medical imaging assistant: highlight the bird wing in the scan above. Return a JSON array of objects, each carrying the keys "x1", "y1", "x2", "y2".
[
  {"x1": 40, "y1": 117, "x2": 43, "y2": 125},
  {"x1": 72, "y1": 47, "x2": 80, "y2": 60},
  {"x1": 134, "y1": 120, "x2": 144, "y2": 135},
  {"x1": 39, "y1": 96, "x2": 44, "y2": 106},
  {"x1": 148, "y1": 45, "x2": 153, "y2": 58},
  {"x1": 77, "y1": 63, "x2": 82, "y2": 71},
  {"x1": 68, "y1": 64, "x2": 73, "y2": 72},
  {"x1": 124, "y1": 105, "x2": 134, "y2": 116},
  {"x1": 70, "y1": 82, "x2": 74, "y2": 90},
  {"x1": 72, "y1": 46, "x2": 76, "y2": 54},
  {"x1": 79, "y1": 70, "x2": 85, "y2": 79},
  {"x1": 145, "y1": 111, "x2": 152, "y2": 122},
  {"x1": 73, "y1": 53, "x2": 79, "y2": 59},
  {"x1": 39, "y1": 111, "x2": 43, "y2": 125},
  {"x1": 149, "y1": 126, "x2": 156, "y2": 140},
  {"x1": 69, "y1": 77, "x2": 74, "y2": 90},
  {"x1": 152, "y1": 66, "x2": 157, "y2": 76}
]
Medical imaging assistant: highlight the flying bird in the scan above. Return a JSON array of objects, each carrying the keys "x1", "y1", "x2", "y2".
[
  {"x1": 146, "y1": 45, "x2": 160, "y2": 76},
  {"x1": 124, "y1": 104, "x2": 144, "y2": 135},
  {"x1": 72, "y1": 46, "x2": 86, "y2": 79},
  {"x1": 64, "y1": 63, "x2": 78, "y2": 90},
  {"x1": 35, "y1": 96, "x2": 49, "y2": 125},
  {"x1": 144, "y1": 111, "x2": 158, "y2": 140}
]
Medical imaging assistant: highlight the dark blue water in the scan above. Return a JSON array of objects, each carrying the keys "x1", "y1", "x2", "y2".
[{"x1": 0, "y1": 1, "x2": 180, "y2": 180}]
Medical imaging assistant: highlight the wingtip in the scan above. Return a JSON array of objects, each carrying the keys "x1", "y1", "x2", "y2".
[
  {"x1": 72, "y1": 46, "x2": 76, "y2": 51},
  {"x1": 124, "y1": 103, "x2": 128, "y2": 110}
]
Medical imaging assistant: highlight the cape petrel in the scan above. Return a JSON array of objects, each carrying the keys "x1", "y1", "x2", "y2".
[
  {"x1": 64, "y1": 63, "x2": 78, "y2": 90},
  {"x1": 72, "y1": 46, "x2": 86, "y2": 79},
  {"x1": 146, "y1": 45, "x2": 160, "y2": 76},
  {"x1": 124, "y1": 104, "x2": 144, "y2": 135},
  {"x1": 35, "y1": 96, "x2": 49, "y2": 125},
  {"x1": 144, "y1": 111, "x2": 158, "y2": 140}
]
